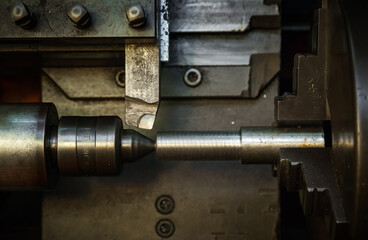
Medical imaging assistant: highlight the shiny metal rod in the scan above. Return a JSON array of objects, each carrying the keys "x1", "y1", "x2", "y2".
[{"x1": 156, "y1": 127, "x2": 325, "y2": 164}]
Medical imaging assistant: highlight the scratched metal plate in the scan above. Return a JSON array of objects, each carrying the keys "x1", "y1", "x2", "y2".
[{"x1": 169, "y1": 0, "x2": 279, "y2": 32}]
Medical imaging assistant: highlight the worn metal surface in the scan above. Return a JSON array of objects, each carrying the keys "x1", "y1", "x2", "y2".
[
  {"x1": 125, "y1": 43, "x2": 159, "y2": 130},
  {"x1": 0, "y1": 0, "x2": 155, "y2": 42},
  {"x1": 169, "y1": 0, "x2": 279, "y2": 32},
  {"x1": 157, "y1": 127, "x2": 325, "y2": 163},
  {"x1": 275, "y1": 8, "x2": 328, "y2": 124},
  {"x1": 278, "y1": 148, "x2": 348, "y2": 240},
  {"x1": 57, "y1": 116, "x2": 123, "y2": 176},
  {"x1": 0, "y1": 103, "x2": 58, "y2": 189},
  {"x1": 42, "y1": 68, "x2": 125, "y2": 98},
  {"x1": 161, "y1": 53, "x2": 279, "y2": 98},
  {"x1": 162, "y1": 66, "x2": 249, "y2": 97},
  {"x1": 167, "y1": 30, "x2": 280, "y2": 66},
  {"x1": 249, "y1": 53, "x2": 280, "y2": 98},
  {"x1": 159, "y1": 0, "x2": 169, "y2": 61},
  {"x1": 42, "y1": 77, "x2": 280, "y2": 240},
  {"x1": 328, "y1": 0, "x2": 368, "y2": 238}
]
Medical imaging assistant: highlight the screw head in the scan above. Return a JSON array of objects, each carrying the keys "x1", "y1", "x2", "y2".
[
  {"x1": 11, "y1": 1, "x2": 37, "y2": 29},
  {"x1": 126, "y1": 4, "x2": 146, "y2": 28},
  {"x1": 156, "y1": 195, "x2": 175, "y2": 214},
  {"x1": 67, "y1": 3, "x2": 91, "y2": 29},
  {"x1": 156, "y1": 219, "x2": 175, "y2": 238},
  {"x1": 115, "y1": 70, "x2": 126, "y2": 88},
  {"x1": 184, "y1": 68, "x2": 202, "y2": 87}
]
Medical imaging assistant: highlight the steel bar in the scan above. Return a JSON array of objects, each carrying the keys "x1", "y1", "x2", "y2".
[{"x1": 156, "y1": 127, "x2": 325, "y2": 164}]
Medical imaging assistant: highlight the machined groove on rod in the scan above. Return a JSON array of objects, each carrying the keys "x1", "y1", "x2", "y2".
[{"x1": 156, "y1": 127, "x2": 325, "y2": 164}]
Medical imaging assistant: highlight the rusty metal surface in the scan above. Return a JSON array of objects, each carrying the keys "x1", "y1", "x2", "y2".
[
  {"x1": 0, "y1": 0, "x2": 155, "y2": 42},
  {"x1": 125, "y1": 44, "x2": 159, "y2": 130},
  {"x1": 42, "y1": 77, "x2": 280, "y2": 240},
  {"x1": 159, "y1": 0, "x2": 169, "y2": 61}
]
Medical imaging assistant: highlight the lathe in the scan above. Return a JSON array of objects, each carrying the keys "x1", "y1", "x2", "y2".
[{"x1": 0, "y1": 0, "x2": 367, "y2": 239}]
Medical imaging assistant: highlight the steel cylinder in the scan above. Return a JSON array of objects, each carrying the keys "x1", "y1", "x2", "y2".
[
  {"x1": 156, "y1": 127, "x2": 325, "y2": 164},
  {"x1": 57, "y1": 116, "x2": 122, "y2": 176},
  {"x1": 0, "y1": 103, "x2": 58, "y2": 189}
]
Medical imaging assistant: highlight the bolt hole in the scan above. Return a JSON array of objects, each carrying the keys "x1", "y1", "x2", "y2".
[
  {"x1": 156, "y1": 195, "x2": 175, "y2": 214},
  {"x1": 184, "y1": 68, "x2": 202, "y2": 87},
  {"x1": 156, "y1": 219, "x2": 175, "y2": 238},
  {"x1": 115, "y1": 70, "x2": 125, "y2": 88},
  {"x1": 187, "y1": 71, "x2": 199, "y2": 83}
]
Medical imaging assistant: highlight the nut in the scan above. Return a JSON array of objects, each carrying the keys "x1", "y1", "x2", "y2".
[
  {"x1": 156, "y1": 195, "x2": 175, "y2": 214},
  {"x1": 156, "y1": 219, "x2": 175, "y2": 238},
  {"x1": 11, "y1": 1, "x2": 37, "y2": 29},
  {"x1": 184, "y1": 68, "x2": 202, "y2": 87},
  {"x1": 67, "y1": 3, "x2": 91, "y2": 29},
  {"x1": 126, "y1": 4, "x2": 146, "y2": 28}
]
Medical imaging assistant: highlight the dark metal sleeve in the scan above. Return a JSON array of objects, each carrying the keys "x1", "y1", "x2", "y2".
[{"x1": 57, "y1": 116, "x2": 122, "y2": 176}]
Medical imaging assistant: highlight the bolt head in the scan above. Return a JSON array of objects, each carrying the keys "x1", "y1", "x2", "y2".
[
  {"x1": 11, "y1": 3, "x2": 28, "y2": 22},
  {"x1": 126, "y1": 4, "x2": 146, "y2": 28},
  {"x1": 11, "y1": 1, "x2": 36, "y2": 29},
  {"x1": 67, "y1": 3, "x2": 91, "y2": 29}
]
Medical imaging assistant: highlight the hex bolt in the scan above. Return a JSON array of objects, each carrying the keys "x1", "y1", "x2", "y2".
[
  {"x1": 156, "y1": 195, "x2": 175, "y2": 214},
  {"x1": 126, "y1": 4, "x2": 146, "y2": 28},
  {"x1": 156, "y1": 219, "x2": 175, "y2": 238},
  {"x1": 10, "y1": 1, "x2": 37, "y2": 29},
  {"x1": 184, "y1": 68, "x2": 202, "y2": 87},
  {"x1": 66, "y1": 3, "x2": 92, "y2": 29}
]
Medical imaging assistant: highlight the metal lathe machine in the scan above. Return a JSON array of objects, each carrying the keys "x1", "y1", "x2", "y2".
[{"x1": 0, "y1": 0, "x2": 367, "y2": 239}]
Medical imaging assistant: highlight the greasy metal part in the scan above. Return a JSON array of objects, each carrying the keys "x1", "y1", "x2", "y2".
[
  {"x1": 156, "y1": 127, "x2": 325, "y2": 163},
  {"x1": 169, "y1": 0, "x2": 279, "y2": 32},
  {"x1": 275, "y1": 8, "x2": 328, "y2": 124},
  {"x1": 278, "y1": 148, "x2": 348, "y2": 240},
  {"x1": 159, "y1": 0, "x2": 169, "y2": 62},
  {"x1": 126, "y1": 3, "x2": 146, "y2": 28},
  {"x1": 167, "y1": 30, "x2": 280, "y2": 66},
  {"x1": 0, "y1": 0, "x2": 155, "y2": 44},
  {"x1": 57, "y1": 116, "x2": 122, "y2": 176},
  {"x1": 0, "y1": 103, "x2": 58, "y2": 189},
  {"x1": 121, "y1": 129, "x2": 155, "y2": 163},
  {"x1": 66, "y1": 3, "x2": 92, "y2": 29},
  {"x1": 125, "y1": 44, "x2": 159, "y2": 130},
  {"x1": 10, "y1": 1, "x2": 37, "y2": 29}
]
